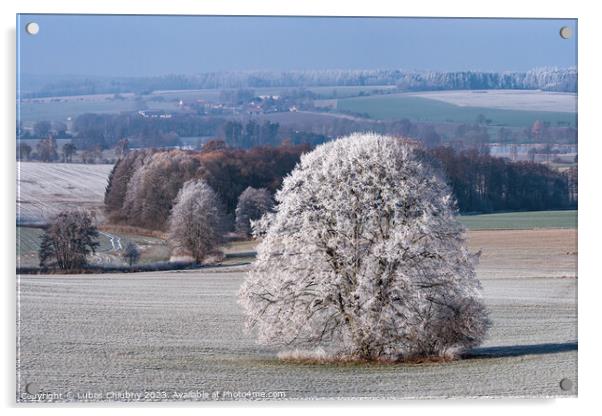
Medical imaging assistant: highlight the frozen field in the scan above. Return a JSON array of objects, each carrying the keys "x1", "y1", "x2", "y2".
[
  {"x1": 17, "y1": 162, "x2": 114, "y2": 224},
  {"x1": 407, "y1": 90, "x2": 577, "y2": 113},
  {"x1": 17, "y1": 229, "x2": 577, "y2": 401}
]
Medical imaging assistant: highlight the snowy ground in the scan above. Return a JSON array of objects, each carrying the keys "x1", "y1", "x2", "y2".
[{"x1": 16, "y1": 229, "x2": 577, "y2": 402}]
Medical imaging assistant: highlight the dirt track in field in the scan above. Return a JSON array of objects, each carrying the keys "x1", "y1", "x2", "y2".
[{"x1": 16, "y1": 229, "x2": 577, "y2": 401}]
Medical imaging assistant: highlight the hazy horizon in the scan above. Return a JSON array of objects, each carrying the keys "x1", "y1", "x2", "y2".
[{"x1": 17, "y1": 15, "x2": 577, "y2": 79}]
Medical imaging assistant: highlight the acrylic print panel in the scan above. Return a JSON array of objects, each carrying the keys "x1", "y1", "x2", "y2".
[{"x1": 16, "y1": 14, "x2": 577, "y2": 402}]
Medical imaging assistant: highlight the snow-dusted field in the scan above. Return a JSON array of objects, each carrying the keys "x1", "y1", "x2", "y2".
[
  {"x1": 17, "y1": 162, "x2": 114, "y2": 224},
  {"x1": 17, "y1": 229, "x2": 577, "y2": 401},
  {"x1": 407, "y1": 90, "x2": 577, "y2": 113}
]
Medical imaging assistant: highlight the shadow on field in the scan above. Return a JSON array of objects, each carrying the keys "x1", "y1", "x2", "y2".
[{"x1": 466, "y1": 342, "x2": 577, "y2": 359}]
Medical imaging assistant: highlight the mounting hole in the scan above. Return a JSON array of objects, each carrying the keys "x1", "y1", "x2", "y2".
[
  {"x1": 25, "y1": 382, "x2": 40, "y2": 395},
  {"x1": 25, "y1": 22, "x2": 39, "y2": 35},
  {"x1": 559, "y1": 26, "x2": 572, "y2": 40},
  {"x1": 559, "y1": 378, "x2": 573, "y2": 391}
]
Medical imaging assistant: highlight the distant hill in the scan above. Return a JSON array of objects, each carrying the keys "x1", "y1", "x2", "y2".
[{"x1": 20, "y1": 67, "x2": 577, "y2": 98}]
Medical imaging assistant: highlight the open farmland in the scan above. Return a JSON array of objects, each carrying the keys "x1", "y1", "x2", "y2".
[
  {"x1": 468, "y1": 229, "x2": 576, "y2": 280},
  {"x1": 257, "y1": 109, "x2": 367, "y2": 127},
  {"x1": 407, "y1": 90, "x2": 577, "y2": 113},
  {"x1": 154, "y1": 85, "x2": 397, "y2": 102},
  {"x1": 18, "y1": 85, "x2": 398, "y2": 125},
  {"x1": 19, "y1": 91, "x2": 184, "y2": 124},
  {"x1": 19, "y1": 97, "x2": 140, "y2": 124},
  {"x1": 336, "y1": 93, "x2": 577, "y2": 127},
  {"x1": 17, "y1": 162, "x2": 113, "y2": 225},
  {"x1": 17, "y1": 228, "x2": 576, "y2": 401}
]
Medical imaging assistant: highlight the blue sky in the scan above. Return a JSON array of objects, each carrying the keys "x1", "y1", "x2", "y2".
[{"x1": 17, "y1": 15, "x2": 577, "y2": 77}]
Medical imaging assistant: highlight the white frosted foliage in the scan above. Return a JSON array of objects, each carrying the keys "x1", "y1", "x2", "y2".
[
  {"x1": 167, "y1": 179, "x2": 224, "y2": 263},
  {"x1": 239, "y1": 133, "x2": 489, "y2": 361},
  {"x1": 235, "y1": 187, "x2": 274, "y2": 237}
]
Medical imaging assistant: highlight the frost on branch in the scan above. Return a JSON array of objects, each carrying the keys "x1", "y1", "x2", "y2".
[
  {"x1": 235, "y1": 187, "x2": 274, "y2": 237},
  {"x1": 239, "y1": 133, "x2": 490, "y2": 361},
  {"x1": 167, "y1": 179, "x2": 225, "y2": 263}
]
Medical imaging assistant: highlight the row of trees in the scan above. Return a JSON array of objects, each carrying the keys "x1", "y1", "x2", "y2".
[
  {"x1": 25, "y1": 67, "x2": 576, "y2": 98},
  {"x1": 70, "y1": 113, "x2": 328, "y2": 151},
  {"x1": 104, "y1": 141, "x2": 576, "y2": 233},
  {"x1": 221, "y1": 120, "x2": 280, "y2": 148},
  {"x1": 104, "y1": 142, "x2": 308, "y2": 230},
  {"x1": 70, "y1": 112, "x2": 362, "y2": 150},
  {"x1": 18, "y1": 140, "x2": 105, "y2": 163},
  {"x1": 17, "y1": 120, "x2": 70, "y2": 140},
  {"x1": 425, "y1": 147, "x2": 576, "y2": 212},
  {"x1": 18, "y1": 139, "x2": 78, "y2": 162},
  {"x1": 46, "y1": 109, "x2": 576, "y2": 155},
  {"x1": 71, "y1": 113, "x2": 224, "y2": 150}
]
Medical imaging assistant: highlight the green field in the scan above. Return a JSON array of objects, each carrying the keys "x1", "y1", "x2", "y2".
[
  {"x1": 459, "y1": 210, "x2": 577, "y2": 230},
  {"x1": 19, "y1": 99, "x2": 140, "y2": 124},
  {"x1": 18, "y1": 85, "x2": 399, "y2": 124},
  {"x1": 336, "y1": 94, "x2": 576, "y2": 127},
  {"x1": 152, "y1": 85, "x2": 397, "y2": 102},
  {"x1": 16, "y1": 227, "x2": 44, "y2": 257}
]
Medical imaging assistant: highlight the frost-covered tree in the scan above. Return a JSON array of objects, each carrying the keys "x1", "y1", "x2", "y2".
[
  {"x1": 167, "y1": 179, "x2": 225, "y2": 263},
  {"x1": 239, "y1": 133, "x2": 490, "y2": 361},
  {"x1": 235, "y1": 187, "x2": 274, "y2": 237},
  {"x1": 121, "y1": 150, "x2": 199, "y2": 230}
]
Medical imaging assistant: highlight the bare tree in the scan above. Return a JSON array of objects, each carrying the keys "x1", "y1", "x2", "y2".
[
  {"x1": 239, "y1": 133, "x2": 490, "y2": 362},
  {"x1": 235, "y1": 187, "x2": 273, "y2": 237},
  {"x1": 122, "y1": 241, "x2": 140, "y2": 266},
  {"x1": 36, "y1": 137, "x2": 58, "y2": 162},
  {"x1": 167, "y1": 179, "x2": 225, "y2": 263},
  {"x1": 39, "y1": 210, "x2": 99, "y2": 270},
  {"x1": 62, "y1": 143, "x2": 77, "y2": 163}
]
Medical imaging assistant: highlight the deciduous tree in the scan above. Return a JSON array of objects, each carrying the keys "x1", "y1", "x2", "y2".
[
  {"x1": 62, "y1": 143, "x2": 77, "y2": 163},
  {"x1": 122, "y1": 241, "x2": 140, "y2": 266},
  {"x1": 235, "y1": 187, "x2": 273, "y2": 237},
  {"x1": 239, "y1": 133, "x2": 490, "y2": 361},
  {"x1": 39, "y1": 210, "x2": 100, "y2": 270},
  {"x1": 167, "y1": 179, "x2": 225, "y2": 263},
  {"x1": 36, "y1": 137, "x2": 58, "y2": 162}
]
